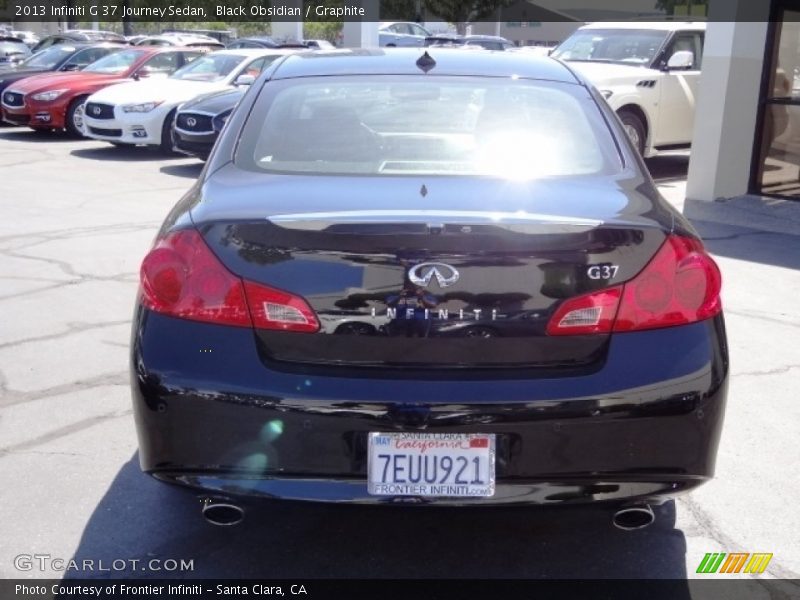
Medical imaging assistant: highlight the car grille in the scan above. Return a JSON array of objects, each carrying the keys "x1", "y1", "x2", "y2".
[
  {"x1": 85, "y1": 102, "x2": 115, "y2": 120},
  {"x1": 176, "y1": 112, "x2": 213, "y2": 133},
  {"x1": 88, "y1": 126, "x2": 122, "y2": 137},
  {"x1": 2, "y1": 91, "x2": 24, "y2": 107}
]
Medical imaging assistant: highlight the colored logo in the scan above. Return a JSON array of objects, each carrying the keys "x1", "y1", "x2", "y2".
[{"x1": 696, "y1": 553, "x2": 773, "y2": 574}]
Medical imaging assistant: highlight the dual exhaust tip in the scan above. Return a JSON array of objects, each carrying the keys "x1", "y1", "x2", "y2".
[{"x1": 200, "y1": 497, "x2": 654, "y2": 530}]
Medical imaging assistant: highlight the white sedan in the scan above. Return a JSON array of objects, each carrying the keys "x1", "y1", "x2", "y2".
[{"x1": 82, "y1": 48, "x2": 302, "y2": 152}]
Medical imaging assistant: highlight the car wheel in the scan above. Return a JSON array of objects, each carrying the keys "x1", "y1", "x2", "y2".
[
  {"x1": 66, "y1": 96, "x2": 88, "y2": 138},
  {"x1": 159, "y1": 109, "x2": 177, "y2": 155},
  {"x1": 618, "y1": 109, "x2": 646, "y2": 156}
]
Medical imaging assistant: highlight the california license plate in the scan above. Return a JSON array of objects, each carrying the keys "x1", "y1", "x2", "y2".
[{"x1": 367, "y1": 432, "x2": 496, "y2": 497}]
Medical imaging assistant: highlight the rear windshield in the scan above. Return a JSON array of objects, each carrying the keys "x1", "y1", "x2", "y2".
[{"x1": 239, "y1": 76, "x2": 621, "y2": 179}]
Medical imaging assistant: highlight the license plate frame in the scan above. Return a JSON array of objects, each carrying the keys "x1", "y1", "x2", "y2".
[{"x1": 367, "y1": 432, "x2": 496, "y2": 498}]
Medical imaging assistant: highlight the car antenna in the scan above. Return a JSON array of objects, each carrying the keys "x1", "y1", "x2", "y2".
[{"x1": 416, "y1": 51, "x2": 436, "y2": 73}]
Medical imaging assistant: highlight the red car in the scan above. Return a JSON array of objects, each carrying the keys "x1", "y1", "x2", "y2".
[{"x1": 1, "y1": 47, "x2": 206, "y2": 136}]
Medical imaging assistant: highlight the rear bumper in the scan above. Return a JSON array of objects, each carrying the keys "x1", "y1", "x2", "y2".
[{"x1": 132, "y1": 310, "x2": 729, "y2": 505}]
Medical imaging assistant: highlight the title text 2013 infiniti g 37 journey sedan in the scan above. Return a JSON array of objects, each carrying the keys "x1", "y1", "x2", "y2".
[{"x1": 132, "y1": 49, "x2": 727, "y2": 525}]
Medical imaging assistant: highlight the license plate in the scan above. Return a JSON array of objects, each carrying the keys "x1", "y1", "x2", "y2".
[{"x1": 367, "y1": 432, "x2": 495, "y2": 497}]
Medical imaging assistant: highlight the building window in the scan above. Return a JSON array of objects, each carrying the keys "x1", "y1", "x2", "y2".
[{"x1": 756, "y1": 10, "x2": 800, "y2": 198}]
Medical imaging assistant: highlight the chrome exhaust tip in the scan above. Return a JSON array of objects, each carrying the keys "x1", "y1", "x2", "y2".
[
  {"x1": 612, "y1": 504, "x2": 655, "y2": 531},
  {"x1": 201, "y1": 498, "x2": 244, "y2": 526}
]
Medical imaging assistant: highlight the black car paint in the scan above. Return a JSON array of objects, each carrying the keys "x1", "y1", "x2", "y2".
[
  {"x1": 173, "y1": 87, "x2": 244, "y2": 159},
  {"x1": 132, "y1": 50, "x2": 727, "y2": 505}
]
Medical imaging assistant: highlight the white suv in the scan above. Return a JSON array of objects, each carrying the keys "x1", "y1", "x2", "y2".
[{"x1": 552, "y1": 21, "x2": 705, "y2": 157}]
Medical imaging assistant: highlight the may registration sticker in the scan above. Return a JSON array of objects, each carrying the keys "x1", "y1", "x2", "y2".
[{"x1": 367, "y1": 432, "x2": 496, "y2": 498}]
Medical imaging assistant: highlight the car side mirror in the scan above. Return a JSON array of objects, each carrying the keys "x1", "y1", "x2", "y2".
[
  {"x1": 666, "y1": 50, "x2": 694, "y2": 71},
  {"x1": 62, "y1": 63, "x2": 80, "y2": 71},
  {"x1": 234, "y1": 73, "x2": 255, "y2": 86},
  {"x1": 133, "y1": 67, "x2": 152, "y2": 80}
]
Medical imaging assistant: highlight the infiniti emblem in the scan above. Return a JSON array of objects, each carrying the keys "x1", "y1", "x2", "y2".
[
  {"x1": 408, "y1": 262, "x2": 460, "y2": 288},
  {"x1": 92, "y1": 106, "x2": 101, "y2": 115},
  {"x1": 186, "y1": 117, "x2": 197, "y2": 127}
]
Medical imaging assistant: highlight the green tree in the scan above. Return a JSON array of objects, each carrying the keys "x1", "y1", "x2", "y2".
[
  {"x1": 424, "y1": 0, "x2": 513, "y2": 34},
  {"x1": 304, "y1": 22, "x2": 343, "y2": 43},
  {"x1": 380, "y1": 0, "x2": 419, "y2": 20}
]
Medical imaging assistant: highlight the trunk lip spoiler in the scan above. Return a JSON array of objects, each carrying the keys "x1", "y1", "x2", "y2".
[{"x1": 266, "y1": 210, "x2": 653, "y2": 232}]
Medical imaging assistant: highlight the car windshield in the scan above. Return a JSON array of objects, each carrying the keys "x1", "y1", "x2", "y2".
[
  {"x1": 170, "y1": 53, "x2": 245, "y2": 82},
  {"x1": 551, "y1": 28, "x2": 669, "y2": 66},
  {"x1": 17, "y1": 45, "x2": 74, "y2": 69},
  {"x1": 83, "y1": 49, "x2": 143, "y2": 74},
  {"x1": 243, "y1": 76, "x2": 620, "y2": 179}
]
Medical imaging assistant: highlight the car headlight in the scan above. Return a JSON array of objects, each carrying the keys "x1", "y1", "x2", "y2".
[
  {"x1": 31, "y1": 89, "x2": 66, "y2": 102},
  {"x1": 600, "y1": 90, "x2": 614, "y2": 99},
  {"x1": 122, "y1": 101, "x2": 163, "y2": 113}
]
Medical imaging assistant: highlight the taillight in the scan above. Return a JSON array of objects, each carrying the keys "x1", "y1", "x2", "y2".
[
  {"x1": 243, "y1": 281, "x2": 320, "y2": 333},
  {"x1": 547, "y1": 235, "x2": 721, "y2": 335},
  {"x1": 140, "y1": 230, "x2": 251, "y2": 327},
  {"x1": 140, "y1": 230, "x2": 319, "y2": 332},
  {"x1": 614, "y1": 235, "x2": 721, "y2": 332},
  {"x1": 546, "y1": 287, "x2": 622, "y2": 335}
]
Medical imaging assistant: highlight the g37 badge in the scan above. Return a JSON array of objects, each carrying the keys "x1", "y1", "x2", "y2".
[{"x1": 587, "y1": 264, "x2": 620, "y2": 280}]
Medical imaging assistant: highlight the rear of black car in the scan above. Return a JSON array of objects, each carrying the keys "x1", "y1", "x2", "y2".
[{"x1": 131, "y1": 50, "x2": 727, "y2": 508}]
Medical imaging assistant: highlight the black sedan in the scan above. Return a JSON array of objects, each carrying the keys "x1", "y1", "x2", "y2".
[
  {"x1": 173, "y1": 87, "x2": 243, "y2": 160},
  {"x1": 0, "y1": 43, "x2": 124, "y2": 100},
  {"x1": 132, "y1": 49, "x2": 727, "y2": 529}
]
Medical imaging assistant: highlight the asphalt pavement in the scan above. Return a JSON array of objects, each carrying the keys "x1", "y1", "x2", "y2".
[{"x1": 0, "y1": 129, "x2": 798, "y2": 592}]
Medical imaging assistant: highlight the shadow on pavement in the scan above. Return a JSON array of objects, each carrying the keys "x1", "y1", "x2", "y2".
[
  {"x1": 160, "y1": 162, "x2": 203, "y2": 179},
  {"x1": 691, "y1": 220, "x2": 800, "y2": 271},
  {"x1": 70, "y1": 146, "x2": 184, "y2": 162},
  {"x1": 65, "y1": 454, "x2": 690, "y2": 587}
]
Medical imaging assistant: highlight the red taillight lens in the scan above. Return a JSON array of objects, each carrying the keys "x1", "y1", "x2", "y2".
[
  {"x1": 244, "y1": 281, "x2": 320, "y2": 333},
  {"x1": 139, "y1": 230, "x2": 319, "y2": 332},
  {"x1": 614, "y1": 235, "x2": 721, "y2": 332},
  {"x1": 546, "y1": 235, "x2": 722, "y2": 335},
  {"x1": 140, "y1": 230, "x2": 251, "y2": 327}
]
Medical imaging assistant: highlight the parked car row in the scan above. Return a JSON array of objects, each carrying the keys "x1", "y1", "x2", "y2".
[
  {"x1": 0, "y1": 45, "x2": 307, "y2": 152},
  {"x1": 1, "y1": 20, "x2": 707, "y2": 163}
]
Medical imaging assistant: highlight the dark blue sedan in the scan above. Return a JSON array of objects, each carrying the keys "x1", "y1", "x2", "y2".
[{"x1": 131, "y1": 49, "x2": 727, "y2": 529}]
